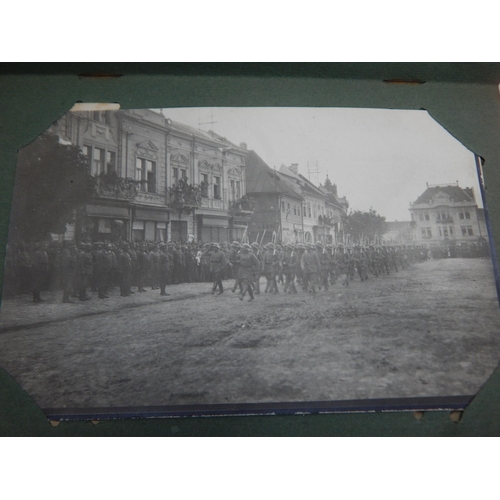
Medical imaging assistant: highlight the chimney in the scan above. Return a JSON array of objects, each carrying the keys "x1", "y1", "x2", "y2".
[
  {"x1": 290, "y1": 163, "x2": 299, "y2": 175},
  {"x1": 239, "y1": 142, "x2": 247, "y2": 150}
]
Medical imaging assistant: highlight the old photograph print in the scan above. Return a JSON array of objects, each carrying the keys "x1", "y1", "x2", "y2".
[{"x1": 1, "y1": 106, "x2": 500, "y2": 417}]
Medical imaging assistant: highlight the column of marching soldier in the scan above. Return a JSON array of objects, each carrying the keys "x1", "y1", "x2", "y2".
[{"x1": 3, "y1": 239, "x2": 434, "y2": 304}]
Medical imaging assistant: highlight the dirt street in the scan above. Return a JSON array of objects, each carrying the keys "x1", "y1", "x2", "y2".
[{"x1": 1, "y1": 258, "x2": 500, "y2": 410}]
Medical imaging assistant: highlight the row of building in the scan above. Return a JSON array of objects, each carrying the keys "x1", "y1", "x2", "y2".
[
  {"x1": 47, "y1": 108, "x2": 349, "y2": 246},
  {"x1": 46, "y1": 108, "x2": 488, "y2": 249}
]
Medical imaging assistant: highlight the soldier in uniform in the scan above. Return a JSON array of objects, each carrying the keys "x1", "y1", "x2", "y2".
[
  {"x1": 238, "y1": 243, "x2": 260, "y2": 302},
  {"x1": 128, "y1": 242, "x2": 138, "y2": 292},
  {"x1": 94, "y1": 242, "x2": 111, "y2": 299},
  {"x1": 209, "y1": 243, "x2": 227, "y2": 295},
  {"x1": 172, "y1": 243, "x2": 181, "y2": 284},
  {"x1": 337, "y1": 243, "x2": 349, "y2": 286},
  {"x1": 353, "y1": 244, "x2": 368, "y2": 282},
  {"x1": 283, "y1": 243, "x2": 298, "y2": 294},
  {"x1": 317, "y1": 242, "x2": 331, "y2": 290},
  {"x1": 106, "y1": 243, "x2": 117, "y2": 293},
  {"x1": 380, "y1": 245, "x2": 391, "y2": 275},
  {"x1": 276, "y1": 244, "x2": 285, "y2": 285},
  {"x1": 158, "y1": 243, "x2": 170, "y2": 296},
  {"x1": 136, "y1": 243, "x2": 150, "y2": 292},
  {"x1": 61, "y1": 240, "x2": 78, "y2": 303},
  {"x1": 149, "y1": 244, "x2": 160, "y2": 290},
  {"x1": 295, "y1": 243, "x2": 306, "y2": 290},
  {"x1": 251, "y1": 242, "x2": 262, "y2": 294},
  {"x1": 263, "y1": 243, "x2": 280, "y2": 294},
  {"x1": 301, "y1": 243, "x2": 321, "y2": 294},
  {"x1": 77, "y1": 242, "x2": 93, "y2": 301},
  {"x1": 229, "y1": 241, "x2": 242, "y2": 294},
  {"x1": 118, "y1": 243, "x2": 132, "y2": 297}
]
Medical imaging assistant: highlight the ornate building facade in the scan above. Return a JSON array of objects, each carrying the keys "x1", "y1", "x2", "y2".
[
  {"x1": 409, "y1": 183, "x2": 488, "y2": 248},
  {"x1": 47, "y1": 108, "x2": 248, "y2": 243}
]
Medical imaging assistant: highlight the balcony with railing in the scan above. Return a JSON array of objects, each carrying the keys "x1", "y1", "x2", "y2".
[
  {"x1": 229, "y1": 195, "x2": 255, "y2": 216},
  {"x1": 317, "y1": 214, "x2": 335, "y2": 227},
  {"x1": 95, "y1": 172, "x2": 164, "y2": 204},
  {"x1": 436, "y1": 217, "x2": 453, "y2": 223},
  {"x1": 94, "y1": 172, "x2": 139, "y2": 200}
]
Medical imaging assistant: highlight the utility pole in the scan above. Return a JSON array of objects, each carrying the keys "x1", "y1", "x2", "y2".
[
  {"x1": 306, "y1": 160, "x2": 321, "y2": 186},
  {"x1": 198, "y1": 107, "x2": 218, "y2": 134}
]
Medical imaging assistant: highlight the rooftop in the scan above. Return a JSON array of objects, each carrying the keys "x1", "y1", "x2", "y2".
[
  {"x1": 246, "y1": 151, "x2": 303, "y2": 200},
  {"x1": 412, "y1": 184, "x2": 475, "y2": 205}
]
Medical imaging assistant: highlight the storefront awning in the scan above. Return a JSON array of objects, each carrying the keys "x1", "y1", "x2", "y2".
[
  {"x1": 135, "y1": 208, "x2": 170, "y2": 222},
  {"x1": 203, "y1": 217, "x2": 229, "y2": 228},
  {"x1": 86, "y1": 204, "x2": 129, "y2": 218}
]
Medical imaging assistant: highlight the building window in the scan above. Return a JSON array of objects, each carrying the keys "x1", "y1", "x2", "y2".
[
  {"x1": 92, "y1": 111, "x2": 111, "y2": 124},
  {"x1": 84, "y1": 145, "x2": 116, "y2": 175},
  {"x1": 132, "y1": 220, "x2": 145, "y2": 241},
  {"x1": 421, "y1": 227, "x2": 432, "y2": 238},
  {"x1": 98, "y1": 218, "x2": 112, "y2": 234},
  {"x1": 297, "y1": 206, "x2": 301, "y2": 217},
  {"x1": 173, "y1": 168, "x2": 178, "y2": 183},
  {"x1": 181, "y1": 169, "x2": 187, "y2": 180},
  {"x1": 459, "y1": 211, "x2": 471, "y2": 220},
  {"x1": 82, "y1": 144, "x2": 91, "y2": 164},
  {"x1": 106, "y1": 151, "x2": 116, "y2": 174},
  {"x1": 307, "y1": 203, "x2": 311, "y2": 218},
  {"x1": 201, "y1": 173, "x2": 208, "y2": 197},
  {"x1": 93, "y1": 147, "x2": 105, "y2": 175},
  {"x1": 449, "y1": 226, "x2": 454, "y2": 236},
  {"x1": 437, "y1": 211, "x2": 451, "y2": 221},
  {"x1": 461, "y1": 226, "x2": 474, "y2": 236},
  {"x1": 214, "y1": 176, "x2": 221, "y2": 199},
  {"x1": 136, "y1": 158, "x2": 156, "y2": 193},
  {"x1": 229, "y1": 179, "x2": 240, "y2": 201},
  {"x1": 156, "y1": 222, "x2": 166, "y2": 242},
  {"x1": 281, "y1": 201, "x2": 285, "y2": 213}
]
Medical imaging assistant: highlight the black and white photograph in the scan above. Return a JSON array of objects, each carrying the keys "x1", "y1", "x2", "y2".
[{"x1": 1, "y1": 105, "x2": 500, "y2": 418}]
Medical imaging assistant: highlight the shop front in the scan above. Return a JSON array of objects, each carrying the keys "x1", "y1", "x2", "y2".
[
  {"x1": 197, "y1": 214, "x2": 230, "y2": 243},
  {"x1": 83, "y1": 203, "x2": 130, "y2": 242},
  {"x1": 132, "y1": 207, "x2": 170, "y2": 242}
]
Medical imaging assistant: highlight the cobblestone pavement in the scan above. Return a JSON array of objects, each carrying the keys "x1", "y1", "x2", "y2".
[{"x1": 1, "y1": 259, "x2": 500, "y2": 412}]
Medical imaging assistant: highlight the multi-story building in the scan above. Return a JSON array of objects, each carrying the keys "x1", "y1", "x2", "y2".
[
  {"x1": 279, "y1": 165, "x2": 349, "y2": 244},
  {"x1": 409, "y1": 183, "x2": 487, "y2": 248},
  {"x1": 245, "y1": 151, "x2": 304, "y2": 244},
  {"x1": 318, "y1": 177, "x2": 349, "y2": 244},
  {"x1": 47, "y1": 108, "x2": 248, "y2": 243}
]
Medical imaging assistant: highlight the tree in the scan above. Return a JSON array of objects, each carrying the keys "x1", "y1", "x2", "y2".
[
  {"x1": 168, "y1": 178, "x2": 202, "y2": 220},
  {"x1": 342, "y1": 208, "x2": 388, "y2": 244},
  {"x1": 9, "y1": 132, "x2": 96, "y2": 242}
]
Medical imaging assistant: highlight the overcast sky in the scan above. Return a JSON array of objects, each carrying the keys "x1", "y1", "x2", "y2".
[{"x1": 154, "y1": 107, "x2": 481, "y2": 221}]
